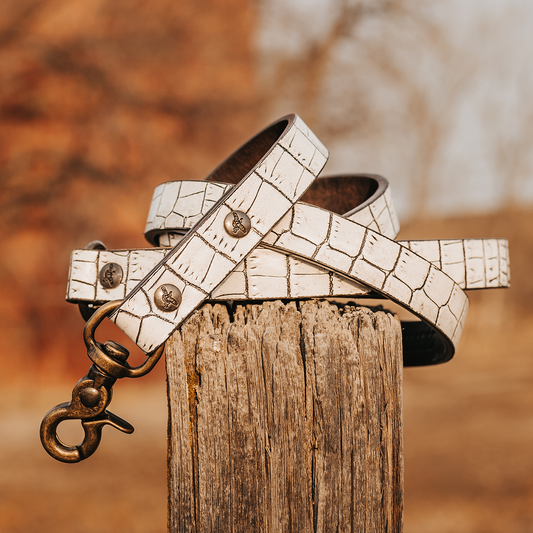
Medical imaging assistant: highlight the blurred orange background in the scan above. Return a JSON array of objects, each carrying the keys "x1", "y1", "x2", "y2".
[{"x1": 0, "y1": 1, "x2": 531, "y2": 531}]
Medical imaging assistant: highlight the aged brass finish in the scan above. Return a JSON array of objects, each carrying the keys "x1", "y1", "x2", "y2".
[
  {"x1": 40, "y1": 354, "x2": 133, "y2": 463},
  {"x1": 154, "y1": 284, "x2": 182, "y2": 312},
  {"x1": 79, "y1": 387, "x2": 101, "y2": 407},
  {"x1": 40, "y1": 300, "x2": 165, "y2": 462},
  {"x1": 99, "y1": 262, "x2": 123, "y2": 289},
  {"x1": 83, "y1": 300, "x2": 165, "y2": 379},
  {"x1": 224, "y1": 210, "x2": 251, "y2": 238}
]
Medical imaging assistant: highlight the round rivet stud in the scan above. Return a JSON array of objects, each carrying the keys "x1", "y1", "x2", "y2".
[
  {"x1": 224, "y1": 210, "x2": 251, "y2": 238},
  {"x1": 80, "y1": 387, "x2": 102, "y2": 408},
  {"x1": 99, "y1": 262, "x2": 123, "y2": 289},
  {"x1": 154, "y1": 284, "x2": 182, "y2": 312},
  {"x1": 103, "y1": 340, "x2": 130, "y2": 363}
]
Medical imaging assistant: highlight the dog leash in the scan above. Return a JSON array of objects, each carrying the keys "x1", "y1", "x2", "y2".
[{"x1": 41, "y1": 114, "x2": 510, "y2": 462}]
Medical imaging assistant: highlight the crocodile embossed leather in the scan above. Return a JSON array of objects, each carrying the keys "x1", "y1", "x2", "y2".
[
  {"x1": 109, "y1": 114, "x2": 329, "y2": 353},
  {"x1": 41, "y1": 114, "x2": 511, "y2": 465},
  {"x1": 67, "y1": 171, "x2": 510, "y2": 365},
  {"x1": 65, "y1": 115, "x2": 510, "y2": 366}
]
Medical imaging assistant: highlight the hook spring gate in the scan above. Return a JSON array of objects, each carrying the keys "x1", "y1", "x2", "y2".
[{"x1": 40, "y1": 300, "x2": 165, "y2": 463}]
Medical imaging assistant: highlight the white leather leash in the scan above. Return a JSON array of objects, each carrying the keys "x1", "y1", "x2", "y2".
[
  {"x1": 41, "y1": 114, "x2": 332, "y2": 462},
  {"x1": 41, "y1": 113, "x2": 511, "y2": 463},
  {"x1": 66, "y1": 165, "x2": 509, "y2": 366},
  {"x1": 109, "y1": 114, "x2": 328, "y2": 353}
]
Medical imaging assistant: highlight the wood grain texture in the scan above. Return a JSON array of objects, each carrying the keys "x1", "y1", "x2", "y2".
[{"x1": 166, "y1": 300, "x2": 403, "y2": 533}]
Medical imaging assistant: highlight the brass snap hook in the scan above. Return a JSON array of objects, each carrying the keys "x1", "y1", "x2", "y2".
[
  {"x1": 40, "y1": 299, "x2": 165, "y2": 463},
  {"x1": 40, "y1": 370, "x2": 134, "y2": 463},
  {"x1": 84, "y1": 300, "x2": 165, "y2": 379},
  {"x1": 39, "y1": 308, "x2": 137, "y2": 463}
]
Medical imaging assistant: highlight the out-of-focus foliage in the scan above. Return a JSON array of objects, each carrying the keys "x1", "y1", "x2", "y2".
[
  {"x1": 257, "y1": 0, "x2": 533, "y2": 217},
  {"x1": 0, "y1": 0, "x2": 259, "y2": 384}
]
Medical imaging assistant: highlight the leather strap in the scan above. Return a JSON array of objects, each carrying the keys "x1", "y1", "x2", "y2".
[
  {"x1": 66, "y1": 178, "x2": 510, "y2": 366},
  {"x1": 145, "y1": 174, "x2": 400, "y2": 244},
  {"x1": 65, "y1": 118, "x2": 510, "y2": 365},
  {"x1": 141, "y1": 177, "x2": 508, "y2": 291},
  {"x1": 68, "y1": 237, "x2": 508, "y2": 301},
  {"x1": 109, "y1": 114, "x2": 328, "y2": 353}
]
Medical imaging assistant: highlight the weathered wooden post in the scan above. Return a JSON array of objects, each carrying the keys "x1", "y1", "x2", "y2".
[
  {"x1": 166, "y1": 300, "x2": 403, "y2": 532},
  {"x1": 41, "y1": 113, "x2": 510, "y2": 533}
]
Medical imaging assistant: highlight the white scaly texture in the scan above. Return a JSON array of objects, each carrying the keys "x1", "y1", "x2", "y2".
[
  {"x1": 110, "y1": 115, "x2": 328, "y2": 352},
  {"x1": 263, "y1": 203, "x2": 469, "y2": 347},
  {"x1": 67, "y1": 247, "x2": 369, "y2": 303},
  {"x1": 67, "y1": 177, "x2": 510, "y2": 363},
  {"x1": 405, "y1": 239, "x2": 510, "y2": 289},
  {"x1": 144, "y1": 181, "x2": 232, "y2": 237},
  {"x1": 65, "y1": 119, "x2": 510, "y2": 363},
  {"x1": 144, "y1": 179, "x2": 400, "y2": 241},
  {"x1": 67, "y1": 236, "x2": 510, "y2": 303}
]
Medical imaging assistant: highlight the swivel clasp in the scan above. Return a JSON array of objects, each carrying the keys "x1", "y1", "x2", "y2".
[
  {"x1": 40, "y1": 300, "x2": 165, "y2": 463},
  {"x1": 40, "y1": 342, "x2": 134, "y2": 463}
]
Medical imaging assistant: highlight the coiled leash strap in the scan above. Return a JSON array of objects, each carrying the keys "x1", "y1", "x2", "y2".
[
  {"x1": 67, "y1": 174, "x2": 509, "y2": 364},
  {"x1": 42, "y1": 114, "x2": 327, "y2": 461},
  {"x1": 42, "y1": 114, "x2": 510, "y2": 462}
]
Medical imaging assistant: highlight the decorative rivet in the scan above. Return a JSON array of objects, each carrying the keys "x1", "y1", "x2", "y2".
[
  {"x1": 154, "y1": 284, "x2": 182, "y2": 312},
  {"x1": 80, "y1": 387, "x2": 101, "y2": 408},
  {"x1": 103, "y1": 340, "x2": 130, "y2": 363},
  {"x1": 224, "y1": 210, "x2": 251, "y2": 238},
  {"x1": 99, "y1": 262, "x2": 123, "y2": 289}
]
